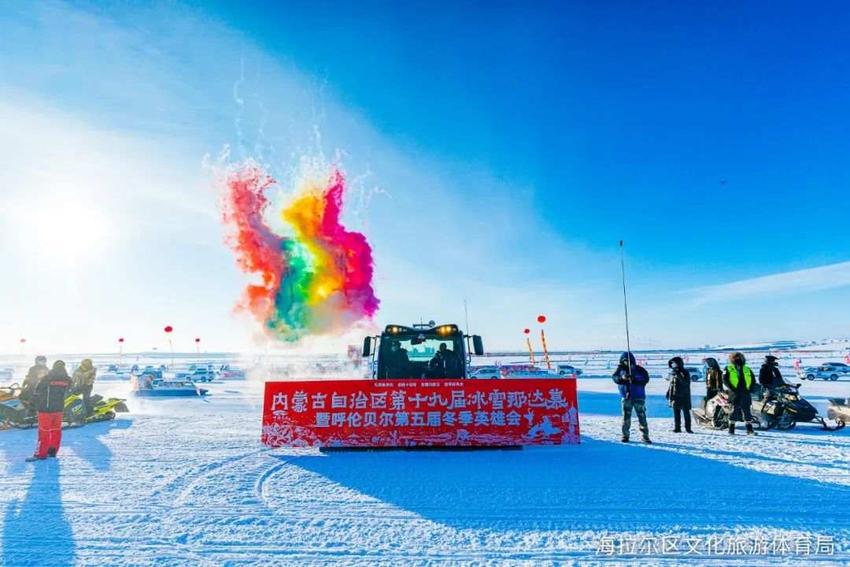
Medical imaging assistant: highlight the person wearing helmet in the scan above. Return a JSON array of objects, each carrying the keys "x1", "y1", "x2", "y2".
[
  {"x1": 27, "y1": 360, "x2": 72, "y2": 461},
  {"x1": 612, "y1": 351, "x2": 652, "y2": 443},
  {"x1": 722, "y1": 352, "x2": 757, "y2": 435},
  {"x1": 703, "y1": 357, "x2": 723, "y2": 408},
  {"x1": 72, "y1": 358, "x2": 98, "y2": 416},
  {"x1": 20, "y1": 355, "x2": 49, "y2": 411},
  {"x1": 759, "y1": 355, "x2": 788, "y2": 401}
]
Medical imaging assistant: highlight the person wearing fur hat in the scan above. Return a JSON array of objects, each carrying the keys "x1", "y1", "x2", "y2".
[
  {"x1": 722, "y1": 352, "x2": 757, "y2": 435},
  {"x1": 666, "y1": 356, "x2": 693, "y2": 433},
  {"x1": 72, "y1": 358, "x2": 97, "y2": 416}
]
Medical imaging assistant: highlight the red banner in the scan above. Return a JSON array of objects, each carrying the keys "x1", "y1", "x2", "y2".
[{"x1": 262, "y1": 378, "x2": 580, "y2": 448}]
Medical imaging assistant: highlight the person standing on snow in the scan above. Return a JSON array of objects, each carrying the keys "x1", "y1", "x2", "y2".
[
  {"x1": 20, "y1": 355, "x2": 49, "y2": 412},
  {"x1": 722, "y1": 352, "x2": 757, "y2": 435},
  {"x1": 72, "y1": 358, "x2": 97, "y2": 416},
  {"x1": 612, "y1": 352, "x2": 652, "y2": 444},
  {"x1": 703, "y1": 358, "x2": 723, "y2": 407},
  {"x1": 27, "y1": 360, "x2": 72, "y2": 461},
  {"x1": 759, "y1": 355, "x2": 788, "y2": 400},
  {"x1": 666, "y1": 357, "x2": 693, "y2": 433}
]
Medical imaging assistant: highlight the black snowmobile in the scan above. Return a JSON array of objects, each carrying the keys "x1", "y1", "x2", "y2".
[
  {"x1": 827, "y1": 397, "x2": 850, "y2": 428},
  {"x1": 750, "y1": 384, "x2": 845, "y2": 431},
  {"x1": 0, "y1": 383, "x2": 129, "y2": 429},
  {"x1": 0, "y1": 384, "x2": 32, "y2": 430}
]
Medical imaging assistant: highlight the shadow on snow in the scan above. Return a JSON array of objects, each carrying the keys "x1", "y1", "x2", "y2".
[
  {"x1": 2, "y1": 460, "x2": 75, "y2": 566},
  {"x1": 282, "y1": 436, "x2": 849, "y2": 534},
  {"x1": 1, "y1": 419, "x2": 132, "y2": 566},
  {"x1": 0, "y1": 419, "x2": 131, "y2": 475}
]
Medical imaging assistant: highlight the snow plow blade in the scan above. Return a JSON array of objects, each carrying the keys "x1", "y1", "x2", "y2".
[{"x1": 262, "y1": 378, "x2": 580, "y2": 448}]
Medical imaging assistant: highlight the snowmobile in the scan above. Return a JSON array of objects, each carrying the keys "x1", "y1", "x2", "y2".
[
  {"x1": 692, "y1": 391, "x2": 734, "y2": 429},
  {"x1": 826, "y1": 397, "x2": 850, "y2": 427},
  {"x1": 0, "y1": 383, "x2": 129, "y2": 429},
  {"x1": 750, "y1": 384, "x2": 845, "y2": 431},
  {"x1": 64, "y1": 392, "x2": 129, "y2": 426},
  {"x1": 0, "y1": 384, "x2": 31, "y2": 430}
]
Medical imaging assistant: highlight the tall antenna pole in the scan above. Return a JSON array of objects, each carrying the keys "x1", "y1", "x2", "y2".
[
  {"x1": 463, "y1": 299, "x2": 472, "y2": 367},
  {"x1": 619, "y1": 240, "x2": 633, "y2": 375}
]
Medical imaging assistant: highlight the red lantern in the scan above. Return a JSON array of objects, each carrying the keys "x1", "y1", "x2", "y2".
[
  {"x1": 164, "y1": 326, "x2": 173, "y2": 334},
  {"x1": 523, "y1": 328, "x2": 531, "y2": 335},
  {"x1": 537, "y1": 315, "x2": 547, "y2": 324}
]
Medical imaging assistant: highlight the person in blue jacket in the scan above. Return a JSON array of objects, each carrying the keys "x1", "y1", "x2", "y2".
[{"x1": 612, "y1": 352, "x2": 652, "y2": 444}]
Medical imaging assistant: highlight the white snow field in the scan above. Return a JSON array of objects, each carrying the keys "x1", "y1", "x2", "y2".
[{"x1": 1, "y1": 357, "x2": 849, "y2": 566}]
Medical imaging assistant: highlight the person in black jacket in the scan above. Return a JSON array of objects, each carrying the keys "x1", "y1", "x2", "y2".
[
  {"x1": 19, "y1": 355, "x2": 49, "y2": 411},
  {"x1": 27, "y1": 360, "x2": 72, "y2": 461},
  {"x1": 759, "y1": 355, "x2": 788, "y2": 400},
  {"x1": 429, "y1": 343, "x2": 463, "y2": 378},
  {"x1": 382, "y1": 340, "x2": 410, "y2": 379},
  {"x1": 722, "y1": 352, "x2": 757, "y2": 435},
  {"x1": 703, "y1": 357, "x2": 723, "y2": 407},
  {"x1": 666, "y1": 356, "x2": 693, "y2": 433}
]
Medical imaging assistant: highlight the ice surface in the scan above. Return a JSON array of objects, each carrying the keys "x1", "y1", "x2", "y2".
[{"x1": 0, "y1": 352, "x2": 848, "y2": 565}]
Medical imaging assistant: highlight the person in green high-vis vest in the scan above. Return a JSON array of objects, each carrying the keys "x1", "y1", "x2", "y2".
[{"x1": 722, "y1": 352, "x2": 758, "y2": 435}]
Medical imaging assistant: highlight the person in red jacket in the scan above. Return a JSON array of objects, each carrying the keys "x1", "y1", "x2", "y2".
[{"x1": 27, "y1": 360, "x2": 72, "y2": 462}]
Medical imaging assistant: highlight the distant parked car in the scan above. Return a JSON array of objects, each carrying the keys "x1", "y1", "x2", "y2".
[
  {"x1": 556, "y1": 364, "x2": 583, "y2": 376},
  {"x1": 219, "y1": 364, "x2": 246, "y2": 379},
  {"x1": 804, "y1": 363, "x2": 850, "y2": 381},
  {"x1": 686, "y1": 367, "x2": 703, "y2": 381},
  {"x1": 503, "y1": 368, "x2": 561, "y2": 379},
  {"x1": 188, "y1": 367, "x2": 217, "y2": 382},
  {"x1": 469, "y1": 366, "x2": 500, "y2": 379}
]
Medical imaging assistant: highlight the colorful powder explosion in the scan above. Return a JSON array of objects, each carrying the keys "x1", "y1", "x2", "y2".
[{"x1": 220, "y1": 160, "x2": 379, "y2": 341}]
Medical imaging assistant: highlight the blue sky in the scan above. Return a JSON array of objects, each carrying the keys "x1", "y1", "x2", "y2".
[{"x1": 1, "y1": 1, "x2": 849, "y2": 353}]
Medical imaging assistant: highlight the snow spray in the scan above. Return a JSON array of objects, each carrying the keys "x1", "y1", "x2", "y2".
[{"x1": 220, "y1": 160, "x2": 379, "y2": 342}]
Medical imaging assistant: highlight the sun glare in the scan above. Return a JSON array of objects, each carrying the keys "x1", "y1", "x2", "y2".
[{"x1": 24, "y1": 201, "x2": 111, "y2": 265}]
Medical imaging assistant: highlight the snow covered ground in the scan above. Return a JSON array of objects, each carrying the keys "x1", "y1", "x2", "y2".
[{"x1": 1, "y1": 357, "x2": 849, "y2": 565}]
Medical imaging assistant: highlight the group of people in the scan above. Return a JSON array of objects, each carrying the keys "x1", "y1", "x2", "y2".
[
  {"x1": 612, "y1": 350, "x2": 790, "y2": 443},
  {"x1": 20, "y1": 355, "x2": 98, "y2": 462}
]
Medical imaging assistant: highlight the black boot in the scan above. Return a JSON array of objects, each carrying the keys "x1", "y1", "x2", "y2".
[
  {"x1": 728, "y1": 422, "x2": 735, "y2": 435},
  {"x1": 746, "y1": 424, "x2": 756, "y2": 436},
  {"x1": 621, "y1": 436, "x2": 629, "y2": 443}
]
